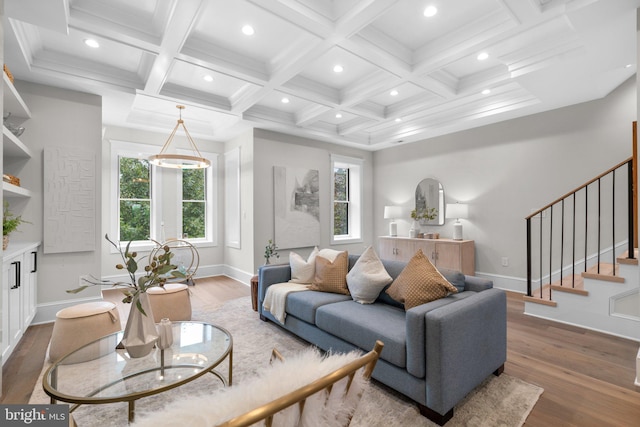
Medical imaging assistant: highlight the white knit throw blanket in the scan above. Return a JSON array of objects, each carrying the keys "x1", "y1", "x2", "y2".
[{"x1": 263, "y1": 282, "x2": 310, "y2": 324}]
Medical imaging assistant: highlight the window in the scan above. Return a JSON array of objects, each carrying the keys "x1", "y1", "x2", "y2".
[
  {"x1": 111, "y1": 141, "x2": 217, "y2": 249},
  {"x1": 334, "y1": 167, "x2": 349, "y2": 235},
  {"x1": 181, "y1": 168, "x2": 206, "y2": 239},
  {"x1": 331, "y1": 155, "x2": 363, "y2": 244},
  {"x1": 118, "y1": 156, "x2": 152, "y2": 241},
  {"x1": 177, "y1": 149, "x2": 217, "y2": 244}
]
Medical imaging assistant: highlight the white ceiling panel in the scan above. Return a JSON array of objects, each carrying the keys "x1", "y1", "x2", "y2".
[{"x1": 3, "y1": 0, "x2": 639, "y2": 150}]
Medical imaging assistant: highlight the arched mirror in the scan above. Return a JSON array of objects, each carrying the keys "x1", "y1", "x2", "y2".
[{"x1": 415, "y1": 178, "x2": 445, "y2": 226}]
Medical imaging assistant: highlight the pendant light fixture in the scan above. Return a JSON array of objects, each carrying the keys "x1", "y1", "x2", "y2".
[{"x1": 148, "y1": 105, "x2": 211, "y2": 169}]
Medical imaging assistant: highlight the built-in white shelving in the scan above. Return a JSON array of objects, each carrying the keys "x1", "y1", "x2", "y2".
[
  {"x1": 3, "y1": 126, "x2": 32, "y2": 159},
  {"x1": 3, "y1": 73, "x2": 32, "y2": 199},
  {"x1": 2, "y1": 181, "x2": 31, "y2": 198},
  {"x1": 3, "y1": 73, "x2": 31, "y2": 120}
]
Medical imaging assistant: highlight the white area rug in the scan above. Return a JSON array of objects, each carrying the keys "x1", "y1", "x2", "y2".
[{"x1": 31, "y1": 296, "x2": 543, "y2": 426}]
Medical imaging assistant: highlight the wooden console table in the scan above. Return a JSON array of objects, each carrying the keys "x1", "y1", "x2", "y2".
[{"x1": 378, "y1": 236, "x2": 475, "y2": 276}]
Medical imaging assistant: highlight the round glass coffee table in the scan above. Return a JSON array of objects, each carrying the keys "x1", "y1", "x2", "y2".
[{"x1": 43, "y1": 321, "x2": 232, "y2": 422}]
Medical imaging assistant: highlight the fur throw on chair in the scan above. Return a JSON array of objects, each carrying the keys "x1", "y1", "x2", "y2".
[{"x1": 132, "y1": 347, "x2": 368, "y2": 427}]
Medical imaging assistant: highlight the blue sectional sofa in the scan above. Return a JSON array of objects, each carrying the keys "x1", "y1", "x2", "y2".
[{"x1": 258, "y1": 254, "x2": 507, "y2": 425}]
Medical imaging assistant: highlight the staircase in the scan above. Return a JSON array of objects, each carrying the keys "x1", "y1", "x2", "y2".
[
  {"x1": 524, "y1": 151, "x2": 640, "y2": 342},
  {"x1": 524, "y1": 251, "x2": 640, "y2": 341}
]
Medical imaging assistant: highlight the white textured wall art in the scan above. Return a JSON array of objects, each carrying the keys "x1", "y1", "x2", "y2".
[{"x1": 43, "y1": 147, "x2": 96, "y2": 254}]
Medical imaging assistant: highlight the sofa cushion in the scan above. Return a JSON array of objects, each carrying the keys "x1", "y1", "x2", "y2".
[
  {"x1": 438, "y1": 268, "x2": 466, "y2": 292},
  {"x1": 289, "y1": 247, "x2": 319, "y2": 284},
  {"x1": 310, "y1": 251, "x2": 350, "y2": 295},
  {"x1": 346, "y1": 246, "x2": 393, "y2": 304},
  {"x1": 316, "y1": 301, "x2": 406, "y2": 368},
  {"x1": 386, "y1": 249, "x2": 458, "y2": 309},
  {"x1": 286, "y1": 291, "x2": 352, "y2": 324}
]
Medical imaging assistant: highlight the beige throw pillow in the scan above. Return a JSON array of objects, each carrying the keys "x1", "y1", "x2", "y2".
[
  {"x1": 309, "y1": 251, "x2": 350, "y2": 295},
  {"x1": 289, "y1": 247, "x2": 319, "y2": 284},
  {"x1": 346, "y1": 246, "x2": 392, "y2": 304},
  {"x1": 386, "y1": 249, "x2": 458, "y2": 309},
  {"x1": 317, "y1": 248, "x2": 344, "y2": 263}
]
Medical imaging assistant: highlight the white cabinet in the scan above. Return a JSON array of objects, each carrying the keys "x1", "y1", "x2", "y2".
[
  {"x1": 1, "y1": 242, "x2": 39, "y2": 364},
  {"x1": 378, "y1": 237, "x2": 475, "y2": 276}
]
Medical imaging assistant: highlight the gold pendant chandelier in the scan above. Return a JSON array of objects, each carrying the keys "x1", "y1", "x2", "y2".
[{"x1": 148, "y1": 105, "x2": 211, "y2": 169}]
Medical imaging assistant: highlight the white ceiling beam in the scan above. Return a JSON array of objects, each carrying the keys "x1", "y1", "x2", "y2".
[{"x1": 144, "y1": 0, "x2": 206, "y2": 95}]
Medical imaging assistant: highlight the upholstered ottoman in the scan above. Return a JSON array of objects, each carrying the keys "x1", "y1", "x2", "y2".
[
  {"x1": 147, "y1": 283, "x2": 192, "y2": 322},
  {"x1": 49, "y1": 301, "x2": 121, "y2": 364}
]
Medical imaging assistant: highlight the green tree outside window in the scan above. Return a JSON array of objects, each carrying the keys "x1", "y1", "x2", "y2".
[
  {"x1": 182, "y1": 168, "x2": 206, "y2": 238},
  {"x1": 334, "y1": 167, "x2": 349, "y2": 235},
  {"x1": 119, "y1": 157, "x2": 151, "y2": 241}
]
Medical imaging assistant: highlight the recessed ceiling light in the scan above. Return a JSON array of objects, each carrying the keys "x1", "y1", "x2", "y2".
[
  {"x1": 242, "y1": 25, "x2": 255, "y2": 36},
  {"x1": 423, "y1": 6, "x2": 438, "y2": 17},
  {"x1": 390, "y1": 90, "x2": 399, "y2": 96},
  {"x1": 333, "y1": 65, "x2": 344, "y2": 73},
  {"x1": 482, "y1": 89, "x2": 491, "y2": 95},
  {"x1": 203, "y1": 75, "x2": 213, "y2": 82},
  {"x1": 395, "y1": 118, "x2": 402, "y2": 122},
  {"x1": 477, "y1": 52, "x2": 489, "y2": 61},
  {"x1": 281, "y1": 97, "x2": 290, "y2": 104},
  {"x1": 84, "y1": 38, "x2": 100, "y2": 48},
  {"x1": 336, "y1": 113, "x2": 342, "y2": 118}
]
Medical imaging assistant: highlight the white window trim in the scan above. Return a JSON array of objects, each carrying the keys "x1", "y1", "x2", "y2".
[
  {"x1": 110, "y1": 140, "x2": 161, "y2": 253},
  {"x1": 176, "y1": 148, "x2": 218, "y2": 247},
  {"x1": 331, "y1": 154, "x2": 364, "y2": 245},
  {"x1": 110, "y1": 141, "x2": 218, "y2": 253}
]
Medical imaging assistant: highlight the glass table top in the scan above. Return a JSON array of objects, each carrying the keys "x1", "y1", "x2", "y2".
[{"x1": 43, "y1": 321, "x2": 232, "y2": 403}]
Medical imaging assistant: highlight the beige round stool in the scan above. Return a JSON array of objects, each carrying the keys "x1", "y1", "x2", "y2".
[
  {"x1": 49, "y1": 301, "x2": 121, "y2": 364},
  {"x1": 147, "y1": 283, "x2": 192, "y2": 322}
]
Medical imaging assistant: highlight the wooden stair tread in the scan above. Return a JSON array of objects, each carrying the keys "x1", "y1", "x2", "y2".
[
  {"x1": 551, "y1": 275, "x2": 588, "y2": 296},
  {"x1": 524, "y1": 284, "x2": 557, "y2": 307},
  {"x1": 523, "y1": 294, "x2": 557, "y2": 307},
  {"x1": 581, "y1": 263, "x2": 625, "y2": 283},
  {"x1": 617, "y1": 248, "x2": 639, "y2": 265}
]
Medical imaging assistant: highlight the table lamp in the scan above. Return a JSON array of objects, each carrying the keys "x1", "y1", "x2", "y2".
[
  {"x1": 384, "y1": 206, "x2": 402, "y2": 237},
  {"x1": 446, "y1": 203, "x2": 468, "y2": 240}
]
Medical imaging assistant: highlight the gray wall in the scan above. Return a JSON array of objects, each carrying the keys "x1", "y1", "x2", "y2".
[
  {"x1": 373, "y1": 77, "x2": 637, "y2": 292},
  {"x1": 223, "y1": 130, "x2": 255, "y2": 277},
  {"x1": 252, "y1": 130, "x2": 374, "y2": 269},
  {"x1": 9, "y1": 73, "x2": 637, "y2": 320},
  {"x1": 13, "y1": 81, "x2": 103, "y2": 313}
]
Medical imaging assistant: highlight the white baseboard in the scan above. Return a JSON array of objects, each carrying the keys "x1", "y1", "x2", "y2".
[
  {"x1": 32, "y1": 263, "x2": 253, "y2": 324},
  {"x1": 475, "y1": 271, "x2": 527, "y2": 294},
  {"x1": 32, "y1": 295, "x2": 104, "y2": 325}
]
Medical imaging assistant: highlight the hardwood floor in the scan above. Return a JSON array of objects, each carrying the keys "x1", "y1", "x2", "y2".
[{"x1": 2, "y1": 278, "x2": 639, "y2": 426}]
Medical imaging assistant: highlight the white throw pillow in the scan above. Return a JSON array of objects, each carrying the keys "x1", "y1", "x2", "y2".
[
  {"x1": 347, "y1": 246, "x2": 393, "y2": 304},
  {"x1": 289, "y1": 247, "x2": 319, "y2": 284}
]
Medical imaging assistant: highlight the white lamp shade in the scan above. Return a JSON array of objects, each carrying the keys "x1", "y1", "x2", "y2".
[
  {"x1": 384, "y1": 206, "x2": 403, "y2": 219},
  {"x1": 446, "y1": 203, "x2": 468, "y2": 219}
]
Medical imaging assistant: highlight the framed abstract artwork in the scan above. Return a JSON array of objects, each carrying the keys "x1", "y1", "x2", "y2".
[{"x1": 273, "y1": 166, "x2": 320, "y2": 249}]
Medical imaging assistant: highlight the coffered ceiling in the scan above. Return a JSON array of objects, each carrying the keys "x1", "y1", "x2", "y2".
[{"x1": 3, "y1": 0, "x2": 639, "y2": 150}]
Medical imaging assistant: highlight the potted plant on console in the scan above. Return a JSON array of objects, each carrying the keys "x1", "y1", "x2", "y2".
[{"x1": 410, "y1": 207, "x2": 438, "y2": 238}]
